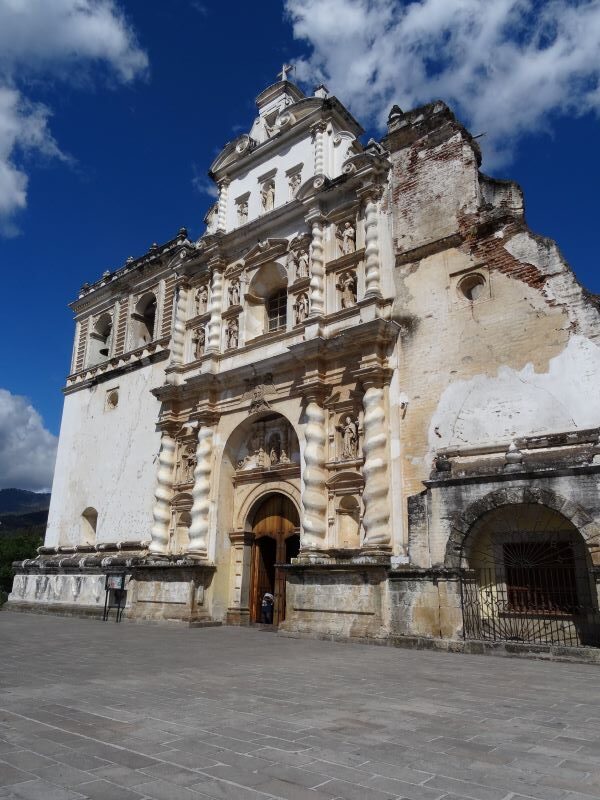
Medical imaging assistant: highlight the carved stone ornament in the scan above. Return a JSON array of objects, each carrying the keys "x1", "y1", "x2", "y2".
[
  {"x1": 193, "y1": 326, "x2": 206, "y2": 359},
  {"x1": 196, "y1": 285, "x2": 209, "y2": 315},
  {"x1": 236, "y1": 200, "x2": 248, "y2": 225},
  {"x1": 177, "y1": 443, "x2": 197, "y2": 484},
  {"x1": 336, "y1": 415, "x2": 359, "y2": 460},
  {"x1": 296, "y1": 248, "x2": 309, "y2": 280},
  {"x1": 337, "y1": 221, "x2": 356, "y2": 256},
  {"x1": 226, "y1": 317, "x2": 239, "y2": 350},
  {"x1": 228, "y1": 279, "x2": 241, "y2": 307},
  {"x1": 289, "y1": 172, "x2": 302, "y2": 199},
  {"x1": 242, "y1": 374, "x2": 277, "y2": 414},
  {"x1": 261, "y1": 180, "x2": 275, "y2": 212},
  {"x1": 294, "y1": 293, "x2": 309, "y2": 325},
  {"x1": 338, "y1": 271, "x2": 357, "y2": 309},
  {"x1": 236, "y1": 415, "x2": 296, "y2": 471}
]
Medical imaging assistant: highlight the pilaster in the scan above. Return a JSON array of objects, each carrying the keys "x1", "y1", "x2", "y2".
[{"x1": 166, "y1": 281, "x2": 189, "y2": 384}]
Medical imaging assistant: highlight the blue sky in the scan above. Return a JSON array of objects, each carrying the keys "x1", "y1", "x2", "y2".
[{"x1": 0, "y1": 0, "x2": 599, "y2": 490}]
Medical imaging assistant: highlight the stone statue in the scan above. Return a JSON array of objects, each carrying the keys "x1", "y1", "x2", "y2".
[
  {"x1": 279, "y1": 449, "x2": 291, "y2": 464},
  {"x1": 181, "y1": 445, "x2": 196, "y2": 483},
  {"x1": 296, "y1": 249, "x2": 309, "y2": 279},
  {"x1": 337, "y1": 221, "x2": 356, "y2": 256},
  {"x1": 196, "y1": 285, "x2": 208, "y2": 315},
  {"x1": 226, "y1": 318, "x2": 239, "y2": 349},
  {"x1": 337, "y1": 416, "x2": 358, "y2": 459},
  {"x1": 270, "y1": 447, "x2": 278, "y2": 464},
  {"x1": 237, "y1": 200, "x2": 248, "y2": 224},
  {"x1": 339, "y1": 272, "x2": 357, "y2": 308},
  {"x1": 194, "y1": 326, "x2": 206, "y2": 359},
  {"x1": 286, "y1": 248, "x2": 298, "y2": 278},
  {"x1": 228, "y1": 279, "x2": 240, "y2": 307},
  {"x1": 289, "y1": 172, "x2": 301, "y2": 198},
  {"x1": 295, "y1": 293, "x2": 309, "y2": 324},
  {"x1": 261, "y1": 180, "x2": 275, "y2": 212}
]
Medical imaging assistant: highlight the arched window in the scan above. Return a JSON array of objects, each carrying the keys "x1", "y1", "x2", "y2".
[
  {"x1": 131, "y1": 293, "x2": 157, "y2": 348},
  {"x1": 267, "y1": 289, "x2": 287, "y2": 332},
  {"x1": 81, "y1": 507, "x2": 98, "y2": 546},
  {"x1": 88, "y1": 314, "x2": 112, "y2": 364}
]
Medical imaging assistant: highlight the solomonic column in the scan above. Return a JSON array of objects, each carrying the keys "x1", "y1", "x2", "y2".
[
  {"x1": 167, "y1": 281, "x2": 189, "y2": 385},
  {"x1": 306, "y1": 211, "x2": 325, "y2": 317},
  {"x1": 149, "y1": 425, "x2": 177, "y2": 556},
  {"x1": 300, "y1": 381, "x2": 329, "y2": 551},
  {"x1": 360, "y1": 367, "x2": 392, "y2": 549},
  {"x1": 361, "y1": 187, "x2": 383, "y2": 299},
  {"x1": 216, "y1": 178, "x2": 230, "y2": 233},
  {"x1": 206, "y1": 260, "x2": 225, "y2": 353},
  {"x1": 187, "y1": 414, "x2": 217, "y2": 559}
]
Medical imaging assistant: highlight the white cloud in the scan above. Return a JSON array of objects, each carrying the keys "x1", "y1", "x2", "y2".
[
  {"x1": 0, "y1": 0, "x2": 148, "y2": 234},
  {"x1": 192, "y1": 170, "x2": 219, "y2": 199},
  {"x1": 0, "y1": 389, "x2": 58, "y2": 491},
  {"x1": 285, "y1": 0, "x2": 600, "y2": 168}
]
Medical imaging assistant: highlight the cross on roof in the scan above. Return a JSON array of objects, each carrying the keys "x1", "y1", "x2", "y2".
[{"x1": 278, "y1": 63, "x2": 294, "y2": 82}]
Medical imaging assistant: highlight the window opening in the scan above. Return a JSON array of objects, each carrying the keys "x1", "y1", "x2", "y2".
[{"x1": 267, "y1": 289, "x2": 287, "y2": 332}]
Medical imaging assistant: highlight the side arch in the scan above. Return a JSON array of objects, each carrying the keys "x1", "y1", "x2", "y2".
[{"x1": 445, "y1": 486, "x2": 600, "y2": 568}]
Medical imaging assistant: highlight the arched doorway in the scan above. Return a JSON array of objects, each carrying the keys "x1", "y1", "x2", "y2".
[
  {"x1": 460, "y1": 504, "x2": 600, "y2": 646},
  {"x1": 250, "y1": 494, "x2": 300, "y2": 625}
]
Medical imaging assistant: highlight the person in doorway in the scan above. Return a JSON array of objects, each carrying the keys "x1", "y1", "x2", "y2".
[{"x1": 261, "y1": 592, "x2": 275, "y2": 624}]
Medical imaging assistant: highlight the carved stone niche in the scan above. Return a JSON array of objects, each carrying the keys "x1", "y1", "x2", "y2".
[
  {"x1": 337, "y1": 270, "x2": 357, "y2": 310},
  {"x1": 326, "y1": 472, "x2": 364, "y2": 549},
  {"x1": 171, "y1": 491, "x2": 193, "y2": 555},
  {"x1": 175, "y1": 434, "x2": 197, "y2": 486},
  {"x1": 195, "y1": 284, "x2": 209, "y2": 316},
  {"x1": 325, "y1": 393, "x2": 363, "y2": 465},
  {"x1": 235, "y1": 415, "x2": 299, "y2": 474}
]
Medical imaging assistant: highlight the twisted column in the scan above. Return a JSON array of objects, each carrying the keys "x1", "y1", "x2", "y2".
[
  {"x1": 167, "y1": 283, "x2": 188, "y2": 384},
  {"x1": 308, "y1": 216, "x2": 325, "y2": 317},
  {"x1": 206, "y1": 264, "x2": 224, "y2": 352},
  {"x1": 363, "y1": 190, "x2": 383, "y2": 299},
  {"x1": 361, "y1": 377, "x2": 391, "y2": 548},
  {"x1": 149, "y1": 429, "x2": 177, "y2": 555},
  {"x1": 301, "y1": 391, "x2": 328, "y2": 550},
  {"x1": 188, "y1": 420, "x2": 214, "y2": 557},
  {"x1": 311, "y1": 121, "x2": 326, "y2": 177},
  {"x1": 217, "y1": 179, "x2": 229, "y2": 232}
]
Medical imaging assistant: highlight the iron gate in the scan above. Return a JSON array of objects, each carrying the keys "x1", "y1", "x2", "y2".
[{"x1": 460, "y1": 529, "x2": 600, "y2": 647}]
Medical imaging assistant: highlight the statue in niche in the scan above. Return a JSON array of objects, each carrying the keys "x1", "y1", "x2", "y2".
[
  {"x1": 338, "y1": 272, "x2": 357, "y2": 309},
  {"x1": 295, "y1": 293, "x2": 309, "y2": 325},
  {"x1": 337, "y1": 221, "x2": 356, "y2": 256},
  {"x1": 279, "y1": 449, "x2": 291, "y2": 464},
  {"x1": 268, "y1": 433, "x2": 281, "y2": 465},
  {"x1": 289, "y1": 172, "x2": 301, "y2": 199},
  {"x1": 196, "y1": 285, "x2": 208, "y2": 315},
  {"x1": 226, "y1": 318, "x2": 239, "y2": 350},
  {"x1": 193, "y1": 326, "x2": 206, "y2": 359},
  {"x1": 336, "y1": 416, "x2": 359, "y2": 460},
  {"x1": 237, "y1": 200, "x2": 248, "y2": 225},
  {"x1": 228, "y1": 279, "x2": 240, "y2": 307},
  {"x1": 180, "y1": 444, "x2": 197, "y2": 483},
  {"x1": 286, "y1": 247, "x2": 298, "y2": 278},
  {"x1": 261, "y1": 180, "x2": 275, "y2": 212},
  {"x1": 296, "y1": 248, "x2": 309, "y2": 279}
]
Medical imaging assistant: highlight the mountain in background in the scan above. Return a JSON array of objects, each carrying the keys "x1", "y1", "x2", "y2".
[{"x1": 0, "y1": 489, "x2": 51, "y2": 515}]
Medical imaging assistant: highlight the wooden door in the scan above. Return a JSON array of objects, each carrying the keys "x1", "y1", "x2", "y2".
[{"x1": 250, "y1": 495, "x2": 299, "y2": 624}]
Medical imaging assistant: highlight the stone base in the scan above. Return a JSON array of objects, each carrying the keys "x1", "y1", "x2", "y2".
[
  {"x1": 280, "y1": 556, "x2": 390, "y2": 640},
  {"x1": 8, "y1": 556, "x2": 217, "y2": 625}
]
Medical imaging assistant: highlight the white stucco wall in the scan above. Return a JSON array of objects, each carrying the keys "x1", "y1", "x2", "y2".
[
  {"x1": 45, "y1": 362, "x2": 164, "y2": 547},
  {"x1": 428, "y1": 335, "x2": 600, "y2": 453}
]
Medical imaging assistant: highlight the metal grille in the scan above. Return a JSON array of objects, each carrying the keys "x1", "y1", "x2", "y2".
[
  {"x1": 460, "y1": 509, "x2": 600, "y2": 648},
  {"x1": 267, "y1": 290, "x2": 287, "y2": 332}
]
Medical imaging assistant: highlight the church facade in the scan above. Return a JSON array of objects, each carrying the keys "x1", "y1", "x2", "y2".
[{"x1": 10, "y1": 75, "x2": 600, "y2": 651}]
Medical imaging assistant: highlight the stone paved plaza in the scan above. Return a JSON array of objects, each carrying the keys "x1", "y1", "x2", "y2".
[{"x1": 0, "y1": 613, "x2": 599, "y2": 800}]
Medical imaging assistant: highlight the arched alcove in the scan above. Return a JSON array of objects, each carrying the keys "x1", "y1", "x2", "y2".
[
  {"x1": 245, "y1": 262, "x2": 288, "y2": 341},
  {"x1": 80, "y1": 507, "x2": 98, "y2": 546},
  {"x1": 131, "y1": 292, "x2": 157, "y2": 348},
  {"x1": 88, "y1": 314, "x2": 112, "y2": 365},
  {"x1": 459, "y1": 503, "x2": 600, "y2": 647}
]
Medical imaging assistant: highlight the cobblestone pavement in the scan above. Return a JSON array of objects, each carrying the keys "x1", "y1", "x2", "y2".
[{"x1": 0, "y1": 613, "x2": 599, "y2": 800}]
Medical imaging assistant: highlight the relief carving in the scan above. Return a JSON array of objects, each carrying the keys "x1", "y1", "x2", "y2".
[
  {"x1": 294, "y1": 292, "x2": 309, "y2": 325},
  {"x1": 193, "y1": 326, "x2": 206, "y2": 359},
  {"x1": 236, "y1": 417, "x2": 297, "y2": 471},
  {"x1": 261, "y1": 180, "x2": 275, "y2": 212},
  {"x1": 337, "y1": 221, "x2": 356, "y2": 256},
  {"x1": 336, "y1": 415, "x2": 359, "y2": 460}
]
